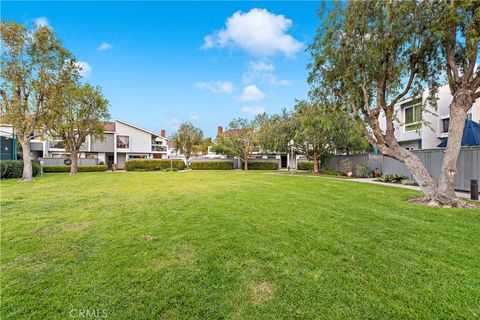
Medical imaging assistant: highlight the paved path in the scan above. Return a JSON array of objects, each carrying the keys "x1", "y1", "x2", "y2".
[{"x1": 269, "y1": 173, "x2": 476, "y2": 201}]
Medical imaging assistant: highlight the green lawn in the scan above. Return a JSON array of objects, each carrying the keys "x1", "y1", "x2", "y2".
[{"x1": 1, "y1": 171, "x2": 479, "y2": 319}]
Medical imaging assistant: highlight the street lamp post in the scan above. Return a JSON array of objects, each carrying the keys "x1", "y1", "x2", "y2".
[{"x1": 288, "y1": 139, "x2": 294, "y2": 175}]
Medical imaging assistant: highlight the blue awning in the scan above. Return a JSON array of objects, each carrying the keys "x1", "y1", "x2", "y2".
[{"x1": 437, "y1": 119, "x2": 480, "y2": 148}]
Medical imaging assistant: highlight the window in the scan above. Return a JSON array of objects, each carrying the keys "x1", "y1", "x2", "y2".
[
  {"x1": 117, "y1": 135, "x2": 129, "y2": 149},
  {"x1": 128, "y1": 155, "x2": 146, "y2": 160},
  {"x1": 404, "y1": 101, "x2": 422, "y2": 131},
  {"x1": 442, "y1": 118, "x2": 450, "y2": 133}
]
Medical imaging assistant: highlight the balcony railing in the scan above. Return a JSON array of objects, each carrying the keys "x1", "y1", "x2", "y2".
[{"x1": 152, "y1": 144, "x2": 167, "y2": 152}]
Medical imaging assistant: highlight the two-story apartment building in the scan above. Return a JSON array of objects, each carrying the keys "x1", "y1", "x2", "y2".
[
  {"x1": 380, "y1": 84, "x2": 480, "y2": 150},
  {"x1": 1, "y1": 119, "x2": 172, "y2": 169}
]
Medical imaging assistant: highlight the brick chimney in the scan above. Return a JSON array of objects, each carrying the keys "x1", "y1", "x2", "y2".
[
  {"x1": 217, "y1": 126, "x2": 223, "y2": 135},
  {"x1": 160, "y1": 129, "x2": 166, "y2": 138}
]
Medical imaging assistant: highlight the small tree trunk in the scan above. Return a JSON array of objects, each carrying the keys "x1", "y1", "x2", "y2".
[
  {"x1": 244, "y1": 157, "x2": 248, "y2": 170},
  {"x1": 20, "y1": 138, "x2": 33, "y2": 181},
  {"x1": 70, "y1": 149, "x2": 78, "y2": 175},
  {"x1": 313, "y1": 147, "x2": 319, "y2": 174},
  {"x1": 436, "y1": 91, "x2": 472, "y2": 206}
]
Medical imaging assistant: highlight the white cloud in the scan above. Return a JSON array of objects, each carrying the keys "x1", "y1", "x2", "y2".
[
  {"x1": 242, "y1": 105, "x2": 265, "y2": 115},
  {"x1": 242, "y1": 60, "x2": 291, "y2": 86},
  {"x1": 166, "y1": 118, "x2": 180, "y2": 126},
  {"x1": 195, "y1": 81, "x2": 236, "y2": 94},
  {"x1": 189, "y1": 115, "x2": 199, "y2": 121},
  {"x1": 75, "y1": 61, "x2": 92, "y2": 77},
  {"x1": 202, "y1": 8, "x2": 303, "y2": 57},
  {"x1": 33, "y1": 17, "x2": 50, "y2": 29},
  {"x1": 97, "y1": 42, "x2": 112, "y2": 51},
  {"x1": 248, "y1": 60, "x2": 275, "y2": 72},
  {"x1": 240, "y1": 85, "x2": 265, "y2": 102}
]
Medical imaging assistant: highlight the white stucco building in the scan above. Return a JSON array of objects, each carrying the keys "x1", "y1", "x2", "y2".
[
  {"x1": 380, "y1": 84, "x2": 480, "y2": 150},
  {"x1": 2, "y1": 119, "x2": 173, "y2": 169}
]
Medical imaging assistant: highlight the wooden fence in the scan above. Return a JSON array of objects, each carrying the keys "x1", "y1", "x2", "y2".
[{"x1": 322, "y1": 147, "x2": 479, "y2": 191}]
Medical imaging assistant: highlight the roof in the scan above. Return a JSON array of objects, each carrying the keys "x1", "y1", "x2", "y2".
[
  {"x1": 437, "y1": 119, "x2": 480, "y2": 148},
  {"x1": 115, "y1": 119, "x2": 162, "y2": 138}
]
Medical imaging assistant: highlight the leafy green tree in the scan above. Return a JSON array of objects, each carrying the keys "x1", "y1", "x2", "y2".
[
  {"x1": 293, "y1": 101, "x2": 367, "y2": 174},
  {"x1": 308, "y1": 1, "x2": 448, "y2": 203},
  {"x1": 194, "y1": 137, "x2": 213, "y2": 155},
  {"x1": 46, "y1": 83, "x2": 110, "y2": 175},
  {"x1": 212, "y1": 118, "x2": 258, "y2": 170},
  {"x1": 172, "y1": 122, "x2": 203, "y2": 165},
  {"x1": 434, "y1": 1, "x2": 480, "y2": 204},
  {"x1": 257, "y1": 109, "x2": 296, "y2": 154},
  {"x1": 0, "y1": 21, "x2": 77, "y2": 180}
]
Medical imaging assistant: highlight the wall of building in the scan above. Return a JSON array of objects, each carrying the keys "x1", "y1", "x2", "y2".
[
  {"x1": 91, "y1": 133, "x2": 114, "y2": 152},
  {"x1": 379, "y1": 84, "x2": 480, "y2": 150},
  {"x1": 115, "y1": 121, "x2": 153, "y2": 153}
]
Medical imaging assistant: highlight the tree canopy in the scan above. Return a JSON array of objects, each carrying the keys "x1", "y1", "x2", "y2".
[{"x1": 172, "y1": 122, "x2": 203, "y2": 163}]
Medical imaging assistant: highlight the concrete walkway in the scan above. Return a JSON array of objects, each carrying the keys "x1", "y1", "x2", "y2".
[{"x1": 269, "y1": 173, "x2": 476, "y2": 201}]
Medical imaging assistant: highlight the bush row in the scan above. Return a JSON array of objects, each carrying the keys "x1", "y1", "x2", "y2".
[
  {"x1": 125, "y1": 159, "x2": 185, "y2": 171},
  {"x1": 243, "y1": 161, "x2": 279, "y2": 170},
  {"x1": 191, "y1": 161, "x2": 233, "y2": 170},
  {"x1": 297, "y1": 162, "x2": 314, "y2": 171},
  {"x1": 0, "y1": 160, "x2": 41, "y2": 179},
  {"x1": 43, "y1": 165, "x2": 107, "y2": 173},
  {"x1": 296, "y1": 162, "x2": 346, "y2": 176}
]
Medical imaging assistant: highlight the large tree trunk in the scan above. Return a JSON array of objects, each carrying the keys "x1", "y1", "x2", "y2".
[
  {"x1": 435, "y1": 90, "x2": 473, "y2": 206},
  {"x1": 20, "y1": 138, "x2": 33, "y2": 181},
  {"x1": 401, "y1": 149, "x2": 438, "y2": 200},
  {"x1": 243, "y1": 156, "x2": 248, "y2": 170},
  {"x1": 382, "y1": 145, "x2": 439, "y2": 201},
  {"x1": 70, "y1": 149, "x2": 78, "y2": 175},
  {"x1": 313, "y1": 147, "x2": 319, "y2": 174}
]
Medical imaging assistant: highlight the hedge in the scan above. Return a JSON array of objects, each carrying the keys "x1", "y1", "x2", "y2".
[
  {"x1": 191, "y1": 161, "x2": 233, "y2": 170},
  {"x1": 125, "y1": 159, "x2": 185, "y2": 171},
  {"x1": 243, "y1": 161, "x2": 279, "y2": 170},
  {"x1": 0, "y1": 160, "x2": 40, "y2": 179},
  {"x1": 297, "y1": 162, "x2": 314, "y2": 171},
  {"x1": 43, "y1": 165, "x2": 107, "y2": 173}
]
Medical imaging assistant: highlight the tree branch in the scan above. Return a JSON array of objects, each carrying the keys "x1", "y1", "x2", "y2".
[{"x1": 387, "y1": 57, "x2": 417, "y2": 110}]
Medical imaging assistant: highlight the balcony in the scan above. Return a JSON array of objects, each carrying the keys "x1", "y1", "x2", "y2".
[
  {"x1": 152, "y1": 144, "x2": 167, "y2": 152},
  {"x1": 49, "y1": 140, "x2": 65, "y2": 149}
]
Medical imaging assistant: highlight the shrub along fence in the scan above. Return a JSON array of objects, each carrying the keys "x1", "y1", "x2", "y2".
[
  {"x1": 43, "y1": 165, "x2": 107, "y2": 173},
  {"x1": 321, "y1": 147, "x2": 479, "y2": 191},
  {"x1": 0, "y1": 160, "x2": 41, "y2": 179},
  {"x1": 191, "y1": 160, "x2": 233, "y2": 170},
  {"x1": 125, "y1": 159, "x2": 185, "y2": 171},
  {"x1": 242, "y1": 160, "x2": 279, "y2": 170}
]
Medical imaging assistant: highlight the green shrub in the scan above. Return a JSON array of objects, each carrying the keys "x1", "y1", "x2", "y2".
[
  {"x1": 191, "y1": 161, "x2": 233, "y2": 170},
  {"x1": 125, "y1": 159, "x2": 185, "y2": 171},
  {"x1": 0, "y1": 160, "x2": 40, "y2": 179},
  {"x1": 378, "y1": 174, "x2": 407, "y2": 183},
  {"x1": 43, "y1": 165, "x2": 107, "y2": 173},
  {"x1": 297, "y1": 162, "x2": 313, "y2": 171},
  {"x1": 355, "y1": 164, "x2": 370, "y2": 178},
  {"x1": 243, "y1": 161, "x2": 279, "y2": 170},
  {"x1": 319, "y1": 168, "x2": 346, "y2": 176}
]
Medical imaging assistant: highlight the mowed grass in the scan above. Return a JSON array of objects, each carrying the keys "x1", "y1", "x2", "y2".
[{"x1": 1, "y1": 171, "x2": 479, "y2": 319}]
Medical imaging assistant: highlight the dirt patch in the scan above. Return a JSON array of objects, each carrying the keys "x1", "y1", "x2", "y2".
[
  {"x1": 61, "y1": 221, "x2": 95, "y2": 232},
  {"x1": 151, "y1": 245, "x2": 195, "y2": 270},
  {"x1": 251, "y1": 281, "x2": 274, "y2": 305},
  {"x1": 143, "y1": 234, "x2": 157, "y2": 242}
]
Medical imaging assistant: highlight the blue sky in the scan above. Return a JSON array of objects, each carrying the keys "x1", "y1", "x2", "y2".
[{"x1": 3, "y1": 1, "x2": 322, "y2": 138}]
